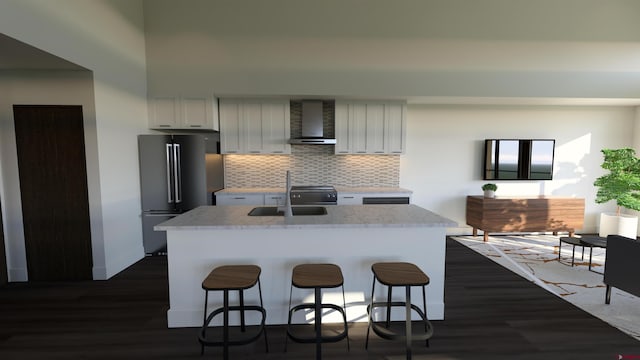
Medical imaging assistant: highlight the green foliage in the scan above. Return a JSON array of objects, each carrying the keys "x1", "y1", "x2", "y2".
[
  {"x1": 593, "y1": 148, "x2": 640, "y2": 213},
  {"x1": 482, "y1": 183, "x2": 497, "y2": 191}
]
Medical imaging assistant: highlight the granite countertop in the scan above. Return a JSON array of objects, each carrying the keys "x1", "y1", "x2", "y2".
[
  {"x1": 155, "y1": 204, "x2": 456, "y2": 230},
  {"x1": 334, "y1": 187, "x2": 412, "y2": 194},
  {"x1": 215, "y1": 187, "x2": 412, "y2": 195},
  {"x1": 215, "y1": 188, "x2": 285, "y2": 195}
]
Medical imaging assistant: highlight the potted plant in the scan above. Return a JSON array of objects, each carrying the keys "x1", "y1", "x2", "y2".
[
  {"x1": 482, "y1": 183, "x2": 497, "y2": 198},
  {"x1": 594, "y1": 148, "x2": 640, "y2": 239}
]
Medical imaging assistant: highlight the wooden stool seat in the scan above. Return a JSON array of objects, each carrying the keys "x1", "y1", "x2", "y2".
[
  {"x1": 367, "y1": 262, "x2": 433, "y2": 360},
  {"x1": 292, "y1": 263, "x2": 344, "y2": 288},
  {"x1": 372, "y1": 262, "x2": 430, "y2": 287},
  {"x1": 202, "y1": 265, "x2": 261, "y2": 290},
  {"x1": 286, "y1": 263, "x2": 349, "y2": 359},
  {"x1": 199, "y1": 264, "x2": 268, "y2": 360}
]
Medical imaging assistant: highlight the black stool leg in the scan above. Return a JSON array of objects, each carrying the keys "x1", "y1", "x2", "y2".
[
  {"x1": 422, "y1": 284, "x2": 429, "y2": 347},
  {"x1": 257, "y1": 278, "x2": 268, "y2": 352},
  {"x1": 386, "y1": 286, "x2": 393, "y2": 328},
  {"x1": 239, "y1": 289, "x2": 246, "y2": 332},
  {"x1": 314, "y1": 287, "x2": 322, "y2": 360},
  {"x1": 223, "y1": 289, "x2": 229, "y2": 360},
  {"x1": 201, "y1": 291, "x2": 209, "y2": 355},
  {"x1": 365, "y1": 275, "x2": 376, "y2": 349},
  {"x1": 285, "y1": 281, "x2": 293, "y2": 352},
  {"x1": 342, "y1": 284, "x2": 350, "y2": 351},
  {"x1": 405, "y1": 285, "x2": 412, "y2": 360}
]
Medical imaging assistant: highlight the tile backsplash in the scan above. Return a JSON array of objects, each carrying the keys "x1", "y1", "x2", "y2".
[
  {"x1": 223, "y1": 100, "x2": 400, "y2": 188},
  {"x1": 224, "y1": 146, "x2": 400, "y2": 187}
]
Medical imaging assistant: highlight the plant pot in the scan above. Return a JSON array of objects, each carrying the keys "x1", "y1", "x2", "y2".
[
  {"x1": 598, "y1": 212, "x2": 638, "y2": 239},
  {"x1": 483, "y1": 190, "x2": 495, "y2": 198}
]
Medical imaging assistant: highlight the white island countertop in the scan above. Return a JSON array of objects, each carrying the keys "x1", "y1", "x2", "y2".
[{"x1": 155, "y1": 204, "x2": 456, "y2": 230}]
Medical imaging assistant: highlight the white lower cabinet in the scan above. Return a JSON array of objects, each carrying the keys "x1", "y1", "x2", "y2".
[
  {"x1": 264, "y1": 193, "x2": 287, "y2": 206},
  {"x1": 216, "y1": 194, "x2": 265, "y2": 206},
  {"x1": 337, "y1": 193, "x2": 364, "y2": 205}
]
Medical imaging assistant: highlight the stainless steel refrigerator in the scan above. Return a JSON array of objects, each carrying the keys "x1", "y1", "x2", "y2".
[{"x1": 138, "y1": 134, "x2": 223, "y2": 255}]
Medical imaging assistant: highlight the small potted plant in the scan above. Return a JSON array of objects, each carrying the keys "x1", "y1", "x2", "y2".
[{"x1": 482, "y1": 183, "x2": 497, "y2": 198}]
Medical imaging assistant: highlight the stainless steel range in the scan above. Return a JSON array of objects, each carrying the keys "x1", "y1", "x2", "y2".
[{"x1": 290, "y1": 185, "x2": 337, "y2": 205}]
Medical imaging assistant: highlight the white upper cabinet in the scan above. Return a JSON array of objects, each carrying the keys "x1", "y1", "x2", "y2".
[
  {"x1": 218, "y1": 98, "x2": 291, "y2": 154},
  {"x1": 335, "y1": 100, "x2": 406, "y2": 154},
  {"x1": 149, "y1": 95, "x2": 219, "y2": 131}
]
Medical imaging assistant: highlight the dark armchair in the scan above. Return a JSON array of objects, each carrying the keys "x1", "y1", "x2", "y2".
[{"x1": 604, "y1": 235, "x2": 640, "y2": 304}]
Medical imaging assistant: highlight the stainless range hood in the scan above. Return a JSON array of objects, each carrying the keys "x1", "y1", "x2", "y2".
[{"x1": 289, "y1": 101, "x2": 336, "y2": 145}]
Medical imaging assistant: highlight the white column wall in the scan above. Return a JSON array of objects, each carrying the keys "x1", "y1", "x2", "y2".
[{"x1": 0, "y1": 0, "x2": 148, "y2": 280}]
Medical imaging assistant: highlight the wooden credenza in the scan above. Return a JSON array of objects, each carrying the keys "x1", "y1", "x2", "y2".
[{"x1": 466, "y1": 196, "x2": 585, "y2": 242}]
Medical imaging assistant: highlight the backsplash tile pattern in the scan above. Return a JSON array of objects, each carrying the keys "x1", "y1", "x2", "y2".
[
  {"x1": 225, "y1": 146, "x2": 400, "y2": 187},
  {"x1": 224, "y1": 99, "x2": 399, "y2": 188}
]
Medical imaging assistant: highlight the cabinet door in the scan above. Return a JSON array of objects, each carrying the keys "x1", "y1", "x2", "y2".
[
  {"x1": 385, "y1": 102, "x2": 406, "y2": 154},
  {"x1": 261, "y1": 101, "x2": 291, "y2": 154},
  {"x1": 181, "y1": 96, "x2": 218, "y2": 130},
  {"x1": 243, "y1": 101, "x2": 264, "y2": 154},
  {"x1": 351, "y1": 103, "x2": 368, "y2": 154},
  {"x1": 219, "y1": 100, "x2": 243, "y2": 154},
  {"x1": 366, "y1": 103, "x2": 385, "y2": 154},
  {"x1": 149, "y1": 97, "x2": 180, "y2": 129},
  {"x1": 334, "y1": 102, "x2": 350, "y2": 154}
]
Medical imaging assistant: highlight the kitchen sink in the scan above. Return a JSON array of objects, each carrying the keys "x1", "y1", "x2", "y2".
[{"x1": 248, "y1": 206, "x2": 327, "y2": 216}]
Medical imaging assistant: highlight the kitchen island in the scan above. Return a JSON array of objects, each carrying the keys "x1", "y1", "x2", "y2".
[{"x1": 155, "y1": 204, "x2": 456, "y2": 328}]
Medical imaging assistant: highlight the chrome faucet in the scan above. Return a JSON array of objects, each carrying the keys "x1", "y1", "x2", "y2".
[{"x1": 279, "y1": 170, "x2": 293, "y2": 217}]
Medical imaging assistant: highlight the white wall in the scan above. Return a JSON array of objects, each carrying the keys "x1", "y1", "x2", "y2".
[
  {"x1": 0, "y1": 0, "x2": 148, "y2": 280},
  {"x1": 401, "y1": 105, "x2": 637, "y2": 234}
]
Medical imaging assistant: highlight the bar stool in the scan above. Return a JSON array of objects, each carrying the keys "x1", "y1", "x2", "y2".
[
  {"x1": 198, "y1": 265, "x2": 268, "y2": 359},
  {"x1": 285, "y1": 263, "x2": 349, "y2": 359},
  {"x1": 366, "y1": 262, "x2": 433, "y2": 360}
]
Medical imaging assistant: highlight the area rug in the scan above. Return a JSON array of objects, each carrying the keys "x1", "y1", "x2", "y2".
[{"x1": 451, "y1": 234, "x2": 640, "y2": 341}]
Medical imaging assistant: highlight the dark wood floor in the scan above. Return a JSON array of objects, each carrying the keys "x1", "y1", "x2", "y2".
[{"x1": 1, "y1": 238, "x2": 638, "y2": 359}]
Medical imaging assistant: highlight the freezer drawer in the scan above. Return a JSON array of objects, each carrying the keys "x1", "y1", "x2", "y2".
[{"x1": 142, "y1": 213, "x2": 177, "y2": 255}]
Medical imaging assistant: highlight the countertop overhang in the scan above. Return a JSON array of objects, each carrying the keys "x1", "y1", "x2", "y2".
[{"x1": 155, "y1": 204, "x2": 456, "y2": 230}]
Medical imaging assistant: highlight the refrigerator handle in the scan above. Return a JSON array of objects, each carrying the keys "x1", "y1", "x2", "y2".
[
  {"x1": 166, "y1": 144, "x2": 174, "y2": 203},
  {"x1": 174, "y1": 143, "x2": 182, "y2": 203}
]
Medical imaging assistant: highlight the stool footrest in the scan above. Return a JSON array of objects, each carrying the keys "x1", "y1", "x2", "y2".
[
  {"x1": 199, "y1": 305, "x2": 267, "y2": 347},
  {"x1": 287, "y1": 303, "x2": 349, "y2": 344},
  {"x1": 368, "y1": 301, "x2": 434, "y2": 342}
]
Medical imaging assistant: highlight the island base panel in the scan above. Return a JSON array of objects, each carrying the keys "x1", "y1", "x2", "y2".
[{"x1": 165, "y1": 227, "x2": 446, "y2": 328}]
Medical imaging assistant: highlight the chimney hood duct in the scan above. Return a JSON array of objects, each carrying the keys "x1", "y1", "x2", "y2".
[{"x1": 289, "y1": 101, "x2": 336, "y2": 145}]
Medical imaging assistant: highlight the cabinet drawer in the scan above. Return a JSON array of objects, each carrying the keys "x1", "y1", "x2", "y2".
[{"x1": 216, "y1": 194, "x2": 264, "y2": 205}]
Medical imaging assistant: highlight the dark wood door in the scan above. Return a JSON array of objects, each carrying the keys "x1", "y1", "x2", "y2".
[
  {"x1": 13, "y1": 105, "x2": 92, "y2": 281},
  {"x1": 0, "y1": 195, "x2": 7, "y2": 286}
]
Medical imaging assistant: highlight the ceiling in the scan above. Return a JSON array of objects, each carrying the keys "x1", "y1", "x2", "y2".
[{"x1": 0, "y1": 33, "x2": 86, "y2": 71}]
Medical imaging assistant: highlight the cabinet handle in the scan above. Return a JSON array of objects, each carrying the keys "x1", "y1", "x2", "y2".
[
  {"x1": 233, "y1": 197, "x2": 246, "y2": 200},
  {"x1": 343, "y1": 196, "x2": 355, "y2": 199},
  {"x1": 159, "y1": 125, "x2": 171, "y2": 127},
  {"x1": 189, "y1": 125, "x2": 202, "y2": 128}
]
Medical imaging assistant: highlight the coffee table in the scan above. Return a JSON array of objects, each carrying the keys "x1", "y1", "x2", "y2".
[
  {"x1": 579, "y1": 236, "x2": 608, "y2": 273},
  {"x1": 558, "y1": 236, "x2": 585, "y2": 266}
]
